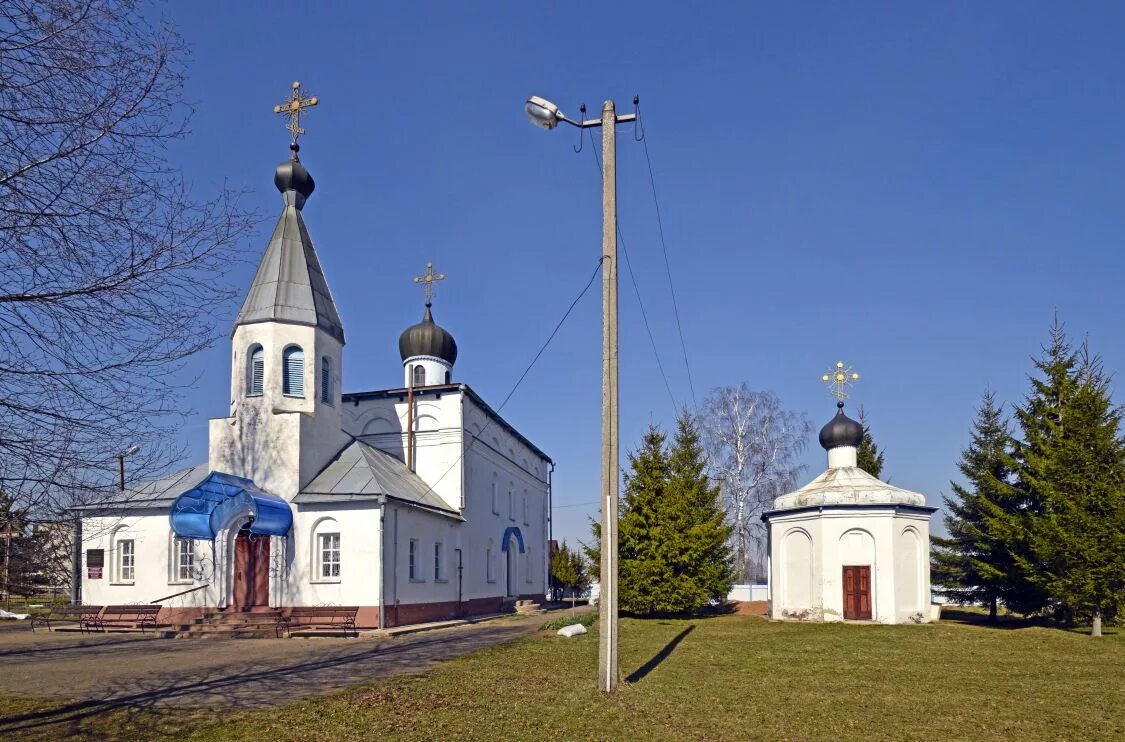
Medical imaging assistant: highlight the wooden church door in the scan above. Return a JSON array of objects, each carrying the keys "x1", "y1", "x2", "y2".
[
  {"x1": 232, "y1": 527, "x2": 271, "y2": 610},
  {"x1": 842, "y1": 565, "x2": 872, "y2": 620}
]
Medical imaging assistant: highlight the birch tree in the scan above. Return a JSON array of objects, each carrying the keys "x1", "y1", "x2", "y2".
[{"x1": 701, "y1": 384, "x2": 810, "y2": 582}]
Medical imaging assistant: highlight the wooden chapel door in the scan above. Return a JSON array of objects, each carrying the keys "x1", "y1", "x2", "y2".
[{"x1": 843, "y1": 565, "x2": 872, "y2": 620}]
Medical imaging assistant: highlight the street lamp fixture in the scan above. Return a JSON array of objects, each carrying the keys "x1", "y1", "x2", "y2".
[
  {"x1": 525, "y1": 93, "x2": 638, "y2": 694},
  {"x1": 117, "y1": 444, "x2": 139, "y2": 491}
]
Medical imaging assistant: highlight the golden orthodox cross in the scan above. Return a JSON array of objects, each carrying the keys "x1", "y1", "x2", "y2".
[
  {"x1": 413, "y1": 262, "x2": 446, "y2": 304},
  {"x1": 822, "y1": 361, "x2": 860, "y2": 402},
  {"x1": 273, "y1": 81, "x2": 319, "y2": 145}
]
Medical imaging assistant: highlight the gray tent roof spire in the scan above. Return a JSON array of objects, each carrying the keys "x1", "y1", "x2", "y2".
[{"x1": 233, "y1": 146, "x2": 345, "y2": 344}]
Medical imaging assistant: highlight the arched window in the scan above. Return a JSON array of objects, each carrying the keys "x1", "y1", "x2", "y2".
[
  {"x1": 320, "y1": 356, "x2": 332, "y2": 404},
  {"x1": 282, "y1": 345, "x2": 304, "y2": 397},
  {"x1": 311, "y1": 517, "x2": 340, "y2": 581},
  {"x1": 247, "y1": 345, "x2": 264, "y2": 396},
  {"x1": 413, "y1": 364, "x2": 426, "y2": 388}
]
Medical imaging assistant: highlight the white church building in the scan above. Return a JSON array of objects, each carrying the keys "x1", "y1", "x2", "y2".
[
  {"x1": 763, "y1": 401, "x2": 937, "y2": 624},
  {"x1": 76, "y1": 141, "x2": 552, "y2": 629}
]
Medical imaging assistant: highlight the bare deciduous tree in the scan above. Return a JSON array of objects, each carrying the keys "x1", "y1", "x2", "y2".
[
  {"x1": 0, "y1": 1, "x2": 254, "y2": 518},
  {"x1": 701, "y1": 383, "x2": 810, "y2": 582}
]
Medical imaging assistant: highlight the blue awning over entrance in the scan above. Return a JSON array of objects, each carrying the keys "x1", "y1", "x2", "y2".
[{"x1": 169, "y1": 471, "x2": 292, "y2": 540}]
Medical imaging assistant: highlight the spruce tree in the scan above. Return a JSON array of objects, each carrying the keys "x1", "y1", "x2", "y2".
[
  {"x1": 1020, "y1": 349, "x2": 1125, "y2": 636},
  {"x1": 998, "y1": 317, "x2": 1078, "y2": 617},
  {"x1": 586, "y1": 414, "x2": 734, "y2": 616},
  {"x1": 856, "y1": 406, "x2": 885, "y2": 479},
  {"x1": 660, "y1": 412, "x2": 735, "y2": 613},
  {"x1": 550, "y1": 541, "x2": 589, "y2": 606},
  {"x1": 931, "y1": 391, "x2": 1021, "y2": 620}
]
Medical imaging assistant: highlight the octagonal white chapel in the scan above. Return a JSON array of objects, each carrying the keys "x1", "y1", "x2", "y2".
[{"x1": 763, "y1": 399, "x2": 937, "y2": 624}]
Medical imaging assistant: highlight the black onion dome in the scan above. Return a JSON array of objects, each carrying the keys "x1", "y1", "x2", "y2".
[
  {"x1": 399, "y1": 303, "x2": 458, "y2": 365},
  {"x1": 819, "y1": 403, "x2": 864, "y2": 450},
  {"x1": 274, "y1": 144, "x2": 315, "y2": 202}
]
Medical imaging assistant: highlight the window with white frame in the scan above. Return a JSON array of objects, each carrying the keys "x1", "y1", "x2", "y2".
[
  {"x1": 412, "y1": 364, "x2": 426, "y2": 388},
  {"x1": 486, "y1": 543, "x2": 495, "y2": 583},
  {"x1": 491, "y1": 480, "x2": 498, "y2": 514},
  {"x1": 118, "y1": 539, "x2": 135, "y2": 582},
  {"x1": 409, "y1": 538, "x2": 420, "y2": 581},
  {"x1": 282, "y1": 345, "x2": 304, "y2": 397},
  {"x1": 174, "y1": 537, "x2": 195, "y2": 582},
  {"x1": 247, "y1": 345, "x2": 264, "y2": 396},
  {"x1": 508, "y1": 487, "x2": 514, "y2": 520},
  {"x1": 522, "y1": 493, "x2": 528, "y2": 525},
  {"x1": 434, "y1": 541, "x2": 444, "y2": 581},
  {"x1": 319, "y1": 532, "x2": 341, "y2": 579}
]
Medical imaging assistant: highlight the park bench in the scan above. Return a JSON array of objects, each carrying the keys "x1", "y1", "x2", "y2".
[
  {"x1": 29, "y1": 605, "x2": 104, "y2": 633},
  {"x1": 276, "y1": 606, "x2": 359, "y2": 638},
  {"x1": 90, "y1": 604, "x2": 162, "y2": 633}
]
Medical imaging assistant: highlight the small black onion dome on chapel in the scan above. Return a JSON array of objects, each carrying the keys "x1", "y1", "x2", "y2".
[
  {"x1": 819, "y1": 402, "x2": 864, "y2": 451},
  {"x1": 399, "y1": 302, "x2": 458, "y2": 365},
  {"x1": 274, "y1": 143, "x2": 315, "y2": 200}
]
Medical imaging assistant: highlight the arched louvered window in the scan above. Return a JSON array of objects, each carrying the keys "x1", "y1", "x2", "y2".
[
  {"x1": 247, "y1": 345, "x2": 264, "y2": 396},
  {"x1": 320, "y1": 356, "x2": 332, "y2": 404},
  {"x1": 282, "y1": 345, "x2": 305, "y2": 397},
  {"x1": 412, "y1": 364, "x2": 426, "y2": 388}
]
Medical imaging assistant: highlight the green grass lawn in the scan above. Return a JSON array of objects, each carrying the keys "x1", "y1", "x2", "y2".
[{"x1": 4, "y1": 613, "x2": 1124, "y2": 740}]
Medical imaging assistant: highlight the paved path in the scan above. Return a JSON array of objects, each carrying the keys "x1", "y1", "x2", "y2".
[{"x1": 0, "y1": 613, "x2": 555, "y2": 734}]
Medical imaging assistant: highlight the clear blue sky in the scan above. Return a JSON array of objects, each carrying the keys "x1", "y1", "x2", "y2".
[{"x1": 164, "y1": 2, "x2": 1125, "y2": 546}]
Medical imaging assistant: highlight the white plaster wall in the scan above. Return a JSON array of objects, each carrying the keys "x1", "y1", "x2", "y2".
[
  {"x1": 80, "y1": 512, "x2": 217, "y2": 609},
  {"x1": 211, "y1": 322, "x2": 350, "y2": 499},
  {"x1": 281, "y1": 502, "x2": 383, "y2": 607},
  {"x1": 402, "y1": 356, "x2": 452, "y2": 388},
  {"x1": 768, "y1": 507, "x2": 933, "y2": 624},
  {"x1": 382, "y1": 503, "x2": 466, "y2": 609}
]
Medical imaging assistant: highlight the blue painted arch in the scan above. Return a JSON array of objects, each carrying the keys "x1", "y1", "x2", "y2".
[
  {"x1": 500, "y1": 526, "x2": 525, "y2": 554},
  {"x1": 169, "y1": 471, "x2": 292, "y2": 540}
]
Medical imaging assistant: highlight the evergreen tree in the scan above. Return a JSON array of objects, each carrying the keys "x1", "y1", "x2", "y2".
[
  {"x1": 1020, "y1": 349, "x2": 1125, "y2": 636},
  {"x1": 586, "y1": 413, "x2": 734, "y2": 616},
  {"x1": 931, "y1": 391, "x2": 1021, "y2": 620},
  {"x1": 856, "y1": 407, "x2": 885, "y2": 479},
  {"x1": 997, "y1": 317, "x2": 1078, "y2": 617},
  {"x1": 550, "y1": 541, "x2": 589, "y2": 606}
]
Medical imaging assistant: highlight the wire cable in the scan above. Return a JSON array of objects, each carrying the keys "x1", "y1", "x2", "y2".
[
  {"x1": 590, "y1": 144, "x2": 679, "y2": 413},
  {"x1": 412, "y1": 257, "x2": 605, "y2": 498},
  {"x1": 642, "y1": 133, "x2": 698, "y2": 411}
]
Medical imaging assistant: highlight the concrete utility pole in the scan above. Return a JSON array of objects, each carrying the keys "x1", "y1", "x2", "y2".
[
  {"x1": 524, "y1": 94, "x2": 637, "y2": 693},
  {"x1": 598, "y1": 99, "x2": 620, "y2": 693}
]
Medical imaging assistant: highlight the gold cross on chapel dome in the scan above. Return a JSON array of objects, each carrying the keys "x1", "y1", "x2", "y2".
[
  {"x1": 822, "y1": 361, "x2": 860, "y2": 402},
  {"x1": 413, "y1": 262, "x2": 446, "y2": 304},
  {"x1": 273, "y1": 81, "x2": 319, "y2": 145}
]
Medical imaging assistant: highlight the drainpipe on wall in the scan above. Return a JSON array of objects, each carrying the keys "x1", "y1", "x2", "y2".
[
  {"x1": 70, "y1": 513, "x2": 82, "y2": 605},
  {"x1": 392, "y1": 505, "x2": 399, "y2": 627},
  {"x1": 455, "y1": 547, "x2": 463, "y2": 617},
  {"x1": 547, "y1": 461, "x2": 555, "y2": 600},
  {"x1": 377, "y1": 498, "x2": 386, "y2": 630}
]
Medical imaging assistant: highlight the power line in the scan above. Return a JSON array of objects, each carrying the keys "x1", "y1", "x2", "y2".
[
  {"x1": 414, "y1": 257, "x2": 605, "y2": 498},
  {"x1": 642, "y1": 133, "x2": 698, "y2": 411},
  {"x1": 590, "y1": 144, "x2": 679, "y2": 413}
]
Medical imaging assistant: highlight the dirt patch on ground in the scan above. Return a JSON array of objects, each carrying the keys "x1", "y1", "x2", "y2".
[{"x1": 731, "y1": 601, "x2": 767, "y2": 616}]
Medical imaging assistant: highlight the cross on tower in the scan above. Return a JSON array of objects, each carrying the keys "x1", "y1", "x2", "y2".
[
  {"x1": 413, "y1": 262, "x2": 446, "y2": 304},
  {"x1": 822, "y1": 361, "x2": 860, "y2": 402},
  {"x1": 273, "y1": 81, "x2": 319, "y2": 145}
]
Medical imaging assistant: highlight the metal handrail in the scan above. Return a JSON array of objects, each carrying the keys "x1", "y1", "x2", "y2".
[{"x1": 150, "y1": 584, "x2": 209, "y2": 603}]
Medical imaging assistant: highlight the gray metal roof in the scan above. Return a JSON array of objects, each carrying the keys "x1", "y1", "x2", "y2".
[
  {"x1": 296, "y1": 440, "x2": 460, "y2": 516},
  {"x1": 72, "y1": 462, "x2": 210, "y2": 511},
  {"x1": 233, "y1": 175, "x2": 345, "y2": 343}
]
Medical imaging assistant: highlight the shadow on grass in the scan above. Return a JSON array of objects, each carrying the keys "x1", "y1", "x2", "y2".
[
  {"x1": 626, "y1": 625, "x2": 694, "y2": 684},
  {"x1": 940, "y1": 608, "x2": 1118, "y2": 636}
]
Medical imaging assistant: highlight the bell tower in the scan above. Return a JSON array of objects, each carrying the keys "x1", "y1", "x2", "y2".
[{"x1": 209, "y1": 82, "x2": 349, "y2": 499}]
